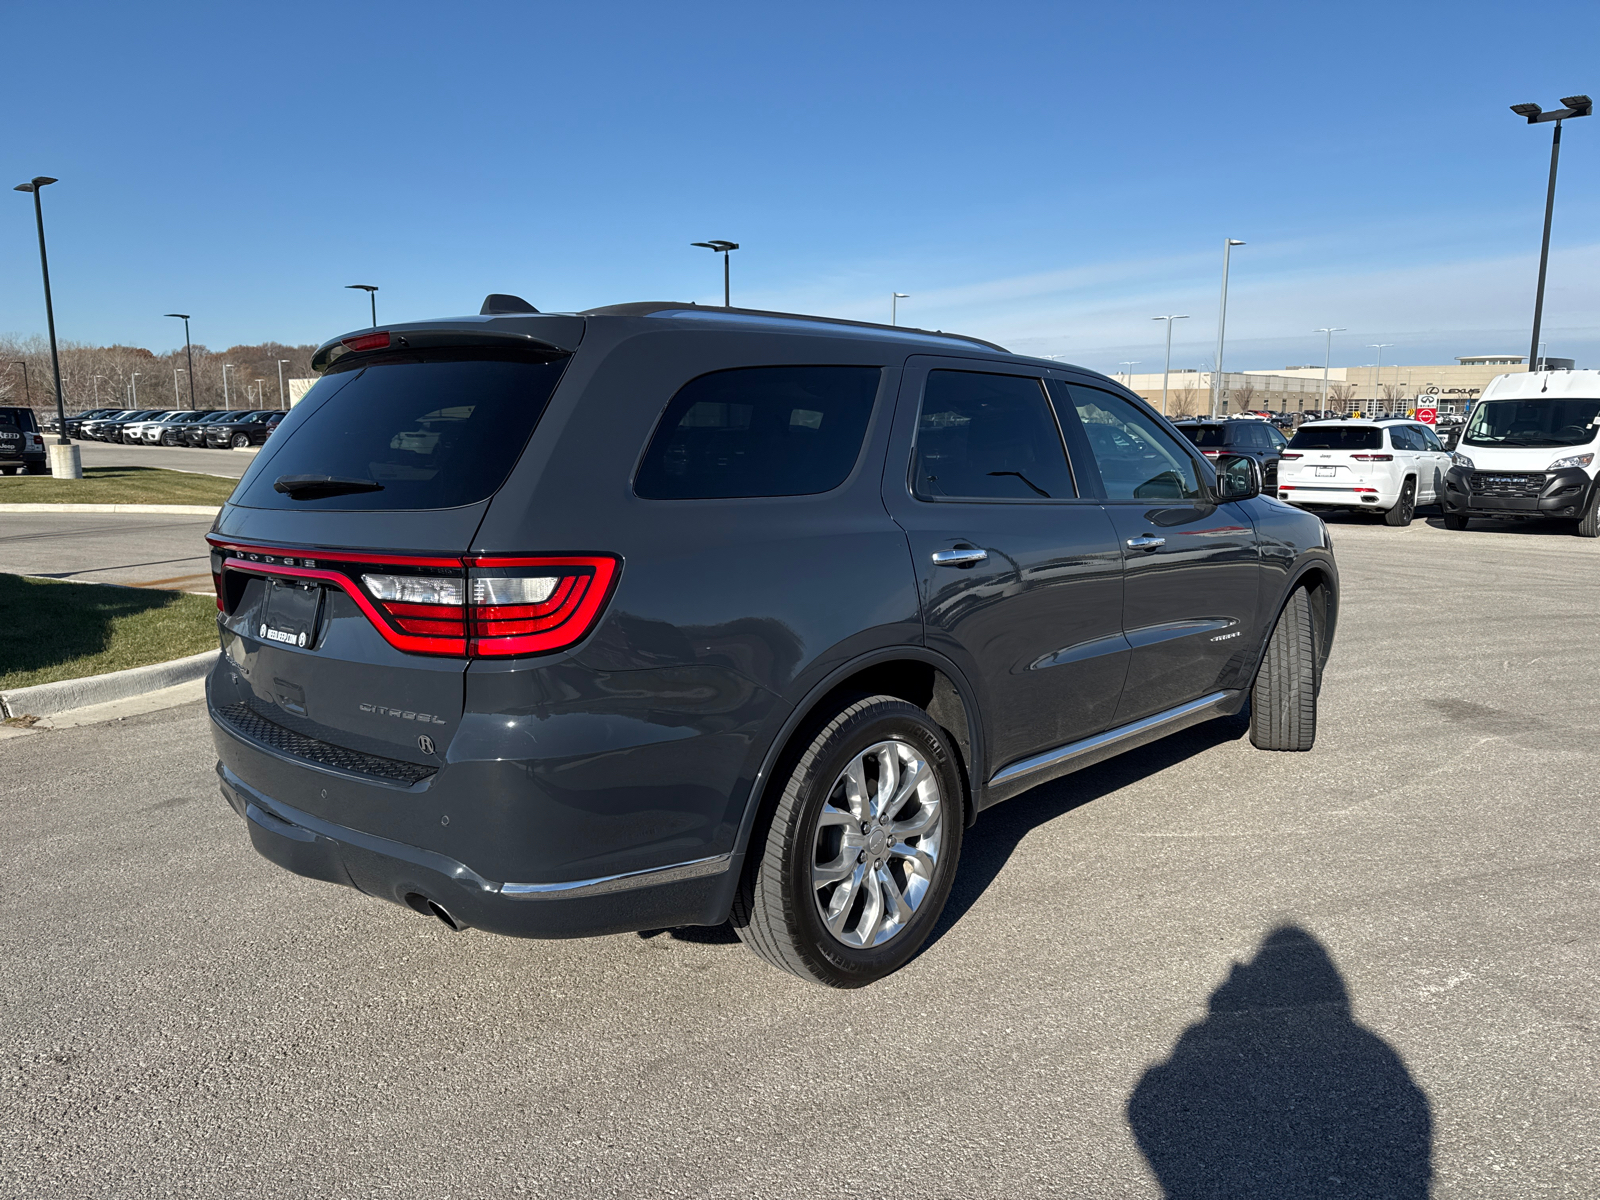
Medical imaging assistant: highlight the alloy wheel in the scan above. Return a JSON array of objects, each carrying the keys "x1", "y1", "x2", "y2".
[{"x1": 811, "y1": 738, "x2": 943, "y2": 949}]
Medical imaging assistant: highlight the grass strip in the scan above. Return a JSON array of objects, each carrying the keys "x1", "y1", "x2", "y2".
[
  {"x1": 0, "y1": 574, "x2": 219, "y2": 691},
  {"x1": 0, "y1": 465, "x2": 236, "y2": 506}
]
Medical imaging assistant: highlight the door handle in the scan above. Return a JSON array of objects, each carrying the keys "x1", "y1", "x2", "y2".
[
  {"x1": 932, "y1": 548, "x2": 988, "y2": 567},
  {"x1": 1125, "y1": 536, "x2": 1166, "y2": 550}
]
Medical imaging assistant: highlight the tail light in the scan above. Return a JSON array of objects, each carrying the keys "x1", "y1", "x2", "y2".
[
  {"x1": 1202, "y1": 449, "x2": 1221, "y2": 458},
  {"x1": 208, "y1": 539, "x2": 619, "y2": 659},
  {"x1": 1279, "y1": 451, "x2": 1302, "y2": 459},
  {"x1": 341, "y1": 331, "x2": 391, "y2": 352},
  {"x1": 1351, "y1": 453, "x2": 1393, "y2": 461}
]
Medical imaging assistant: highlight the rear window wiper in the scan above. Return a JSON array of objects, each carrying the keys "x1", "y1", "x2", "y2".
[{"x1": 274, "y1": 474, "x2": 385, "y2": 500}]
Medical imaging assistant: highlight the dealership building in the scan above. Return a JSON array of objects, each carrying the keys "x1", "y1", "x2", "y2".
[{"x1": 1121, "y1": 354, "x2": 1573, "y2": 416}]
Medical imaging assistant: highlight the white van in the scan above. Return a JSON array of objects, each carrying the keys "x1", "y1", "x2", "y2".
[{"x1": 1442, "y1": 370, "x2": 1600, "y2": 537}]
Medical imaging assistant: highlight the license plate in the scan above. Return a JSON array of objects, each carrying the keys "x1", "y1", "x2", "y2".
[
  {"x1": 259, "y1": 580, "x2": 323, "y2": 649},
  {"x1": 1315, "y1": 466, "x2": 1336, "y2": 478}
]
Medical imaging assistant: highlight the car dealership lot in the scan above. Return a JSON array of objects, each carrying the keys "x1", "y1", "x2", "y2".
[
  {"x1": 0, "y1": 510, "x2": 217, "y2": 592},
  {"x1": 3, "y1": 516, "x2": 1597, "y2": 1198}
]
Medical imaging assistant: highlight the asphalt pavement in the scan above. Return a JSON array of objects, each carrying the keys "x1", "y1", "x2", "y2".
[
  {"x1": 2, "y1": 515, "x2": 1597, "y2": 1198},
  {"x1": 0, "y1": 511, "x2": 217, "y2": 592},
  {"x1": 76, "y1": 438, "x2": 255, "y2": 478}
]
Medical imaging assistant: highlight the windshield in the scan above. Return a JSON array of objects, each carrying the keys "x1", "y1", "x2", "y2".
[
  {"x1": 1177, "y1": 425, "x2": 1228, "y2": 447},
  {"x1": 1463, "y1": 398, "x2": 1600, "y2": 449},
  {"x1": 1287, "y1": 426, "x2": 1381, "y2": 450}
]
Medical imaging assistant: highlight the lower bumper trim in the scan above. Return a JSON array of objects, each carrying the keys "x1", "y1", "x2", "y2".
[{"x1": 501, "y1": 855, "x2": 733, "y2": 900}]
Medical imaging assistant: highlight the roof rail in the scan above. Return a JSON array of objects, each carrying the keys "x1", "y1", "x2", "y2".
[{"x1": 578, "y1": 300, "x2": 1010, "y2": 354}]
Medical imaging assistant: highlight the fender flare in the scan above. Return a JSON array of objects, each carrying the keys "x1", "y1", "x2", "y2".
[
  {"x1": 705, "y1": 644, "x2": 986, "y2": 921},
  {"x1": 1242, "y1": 551, "x2": 1340, "y2": 692}
]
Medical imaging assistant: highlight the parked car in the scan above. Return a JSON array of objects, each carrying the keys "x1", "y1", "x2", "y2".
[
  {"x1": 54, "y1": 408, "x2": 117, "y2": 438},
  {"x1": 182, "y1": 409, "x2": 252, "y2": 446},
  {"x1": 83, "y1": 410, "x2": 161, "y2": 441},
  {"x1": 1173, "y1": 417, "x2": 1289, "y2": 488},
  {"x1": 122, "y1": 411, "x2": 185, "y2": 444},
  {"x1": 203, "y1": 410, "x2": 282, "y2": 448},
  {"x1": 0, "y1": 405, "x2": 48, "y2": 474},
  {"x1": 206, "y1": 297, "x2": 1339, "y2": 986},
  {"x1": 1276, "y1": 419, "x2": 1451, "y2": 526},
  {"x1": 1441, "y1": 369, "x2": 1600, "y2": 536},
  {"x1": 144, "y1": 410, "x2": 221, "y2": 445}
]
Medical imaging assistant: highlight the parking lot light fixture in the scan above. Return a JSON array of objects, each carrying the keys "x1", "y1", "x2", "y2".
[
  {"x1": 690, "y1": 241, "x2": 740, "y2": 307},
  {"x1": 173, "y1": 368, "x2": 185, "y2": 405},
  {"x1": 1153, "y1": 315, "x2": 1190, "y2": 416},
  {"x1": 1212, "y1": 238, "x2": 1245, "y2": 416},
  {"x1": 277, "y1": 359, "x2": 291, "y2": 410},
  {"x1": 1120, "y1": 362, "x2": 1142, "y2": 389},
  {"x1": 345, "y1": 284, "x2": 379, "y2": 327},
  {"x1": 1511, "y1": 95, "x2": 1591, "y2": 369},
  {"x1": 1368, "y1": 344, "x2": 1394, "y2": 407},
  {"x1": 14, "y1": 176, "x2": 73, "y2": 450},
  {"x1": 130, "y1": 372, "x2": 141, "y2": 406},
  {"x1": 892, "y1": 293, "x2": 909, "y2": 325},
  {"x1": 222, "y1": 363, "x2": 234, "y2": 407},
  {"x1": 164, "y1": 314, "x2": 198, "y2": 409},
  {"x1": 1314, "y1": 327, "x2": 1346, "y2": 413}
]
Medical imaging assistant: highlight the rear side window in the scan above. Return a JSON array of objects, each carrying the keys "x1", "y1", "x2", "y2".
[
  {"x1": 1288, "y1": 426, "x2": 1381, "y2": 450},
  {"x1": 635, "y1": 366, "x2": 880, "y2": 499},
  {"x1": 912, "y1": 370, "x2": 1076, "y2": 501},
  {"x1": 1178, "y1": 425, "x2": 1228, "y2": 447},
  {"x1": 230, "y1": 350, "x2": 569, "y2": 511}
]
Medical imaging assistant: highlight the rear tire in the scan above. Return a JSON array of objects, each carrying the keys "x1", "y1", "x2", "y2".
[
  {"x1": 1443, "y1": 513, "x2": 1470, "y2": 531},
  {"x1": 1383, "y1": 478, "x2": 1416, "y2": 527},
  {"x1": 1249, "y1": 588, "x2": 1317, "y2": 752},
  {"x1": 732, "y1": 695, "x2": 964, "y2": 987},
  {"x1": 1577, "y1": 489, "x2": 1600, "y2": 538}
]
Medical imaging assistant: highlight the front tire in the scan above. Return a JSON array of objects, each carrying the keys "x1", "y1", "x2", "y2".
[
  {"x1": 1249, "y1": 588, "x2": 1317, "y2": 752},
  {"x1": 1383, "y1": 478, "x2": 1416, "y2": 527},
  {"x1": 1577, "y1": 488, "x2": 1600, "y2": 538},
  {"x1": 1443, "y1": 512, "x2": 1470, "y2": 531},
  {"x1": 230, "y1": 432, "x2": 249, "y2": 449},
  {"x1": 732, "y1": 695, "x2": 964, "y2": 987}
]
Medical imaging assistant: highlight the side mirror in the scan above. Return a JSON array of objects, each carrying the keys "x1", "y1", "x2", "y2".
[{"x1": 1213, "y1": 453, "x2": 1262, "y2": 501}]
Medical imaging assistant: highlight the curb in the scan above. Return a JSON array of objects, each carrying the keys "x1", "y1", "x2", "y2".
[
  {"x1": 1, "y1": 649, "x2": 218, "y2": 720},
  {"x1": 0, "y1": 503, "x2": 220, "y2": 515}
]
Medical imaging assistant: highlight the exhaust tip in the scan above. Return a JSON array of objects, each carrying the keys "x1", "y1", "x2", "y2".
[{"x1": 404, "y1": 892, "x2": 471, "y2": 932}]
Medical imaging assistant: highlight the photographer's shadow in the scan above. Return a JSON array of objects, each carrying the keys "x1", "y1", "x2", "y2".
[{"x1": 1127, "y1": 926, "x2": 1432, "y2": 1199}]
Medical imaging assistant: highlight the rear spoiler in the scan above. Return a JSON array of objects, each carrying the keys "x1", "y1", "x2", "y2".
[{"x1": 311, "y1": 315, "x2": 584, "y2": 373}]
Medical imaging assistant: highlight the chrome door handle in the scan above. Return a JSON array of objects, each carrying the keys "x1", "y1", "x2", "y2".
[
  {"x1": 1125, "y1": 536, "x2": 1165, "y2": 550},
  {"x1": 932, "y1": 548, "x2": 988, "y2": 567}
]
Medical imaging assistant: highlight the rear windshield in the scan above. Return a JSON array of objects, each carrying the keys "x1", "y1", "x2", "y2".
[
  {"x1": 0, "y1": 408, "x2": 37, "y2": 430},
  {"x1": 1288, "y1": 426, "x2": 1381, "y2": 450},
  {"x1": 1463, "y1": 398, "x2": 1600, "y2": 449},
  {"x1": 230, "y1": 349, "x2": 568, "y2": 511},
  {"x1": 1177, "y1": 425, "x2": 1228, "y2": 447}
]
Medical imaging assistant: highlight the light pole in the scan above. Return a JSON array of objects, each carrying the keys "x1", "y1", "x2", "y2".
[
  {"x1": 1314, "y1": 327, "x2": 1345, "y2": 415},
  {"x1": 164, "y1": 314, "x2": 198, "y2": 409},
  {"x1": 1537, "y1": 340, "x2": 1548, "y2": 372},
  {"x1": 222, "y1": 364, "x2": 235, "y2": 407},
  {"x1": 1211, "y1": 238, "x2": 1246, "y2": 416},
  {"x1": 1367, "y1": 344, "x2": 1393, "y2": 410},
  {"x1": 345, "y1": 284, "x2": 379, "y2": 327},
  {"x1": 1119, "y1": 362, "x2": 1142, "y2": 389},
  {"x1": 13, "y1": 175, "x2": 78, "y2": 476},
  {"x1": 1152, "y1": 315, "x2": 1190, "y2": 417},
  {"x1": 1510, "y1": 96, "x2": 1591, "y2": 371},
  {"x1": 130, "y1": 372, "x2": 141, "y2": 406},
  {"x1": 277, "y1": 359, "x2": 291, "y2": 409},
  {"x1": 255, "y1": 380, "x2": 266, "y2": 411},
  {"x1": 173, "y1": 368, "x2": 185, "y2": 405},
  {"x1": 891, "y1": 293, "x2": 909, "y2": 325},
  {"x1": 690, "y1": 241, "x2": 739, "y2": 306}
]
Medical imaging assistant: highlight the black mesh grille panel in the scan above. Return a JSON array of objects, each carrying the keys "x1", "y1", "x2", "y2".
[
  {"x1": 216, "y1": 702, "x2": 436, "y2": 784},
  {"x1": 1470, "y1": 472, "x2": 1546, "y2": 498}
]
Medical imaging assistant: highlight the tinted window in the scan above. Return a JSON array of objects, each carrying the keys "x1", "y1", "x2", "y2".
[
  {"x1": 1417, "y1": 425, "x2": 1444, "y2": 452},
  {"x1": 0, "y1": 408, "x2": 37, "y2": 431},
  {"x1": 1387, "y1": 425, "x2": 1421, "y2": 451},
  {"x1": 635, "y1": 365, "x2": 880, "y2": 500},
  {"x1": 1288, "y1": 425, "x2": 1382, "y2": 451},
  {"x1": 912, "y1": 371, "x2": 1075, "y2": 501},
  {"x1": 1059, "y1": 385, "x2": 1202, "y2": 500},
  {"x1": 1265, "y1": 425, "x2": 1289, "y2": 449},
  {"x1": 1178, "y1": 425, "x2": 1228, "y2": 447},
  {"x1": 231, "y1": 349, "x2": 569, "y2": 511}
]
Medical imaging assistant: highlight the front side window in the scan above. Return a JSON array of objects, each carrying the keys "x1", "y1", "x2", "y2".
[
  {"x1": 1059, "y1": 385, "x2": 1202, "y2": 501},
  {"x1": 911, "y1": 371, "x2": 1075, "y2": 501},
  {"x1": 635, "y1": 365, "x2": 881, "y2": 500},
  {"x1": 1463, "y1": 398, "x2": 1600, "y2": 449},
  {"x1": 1417, "y1": 425, "x2": 1444, "y2": 452}
]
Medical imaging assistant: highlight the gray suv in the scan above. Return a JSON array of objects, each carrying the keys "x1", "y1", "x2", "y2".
[{"x1": 207, "y1": 298, "x2": 1338, "y2": 986}]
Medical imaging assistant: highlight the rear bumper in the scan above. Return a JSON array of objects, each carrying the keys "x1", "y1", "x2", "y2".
[
  {"x1": 218, "y1": 762, "x2": 733, "y2": 939},
  {"x1": 1276, "y1": 482, "x2": 1397, "y2": 509},
  {"x1": 1442, "y1": 466, "x2": 1593, "y2": 517}
]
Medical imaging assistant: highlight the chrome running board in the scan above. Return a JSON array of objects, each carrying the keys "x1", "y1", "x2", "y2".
[{"x1": 983, "y1": 689, "x2": 1241, "y2": 806}]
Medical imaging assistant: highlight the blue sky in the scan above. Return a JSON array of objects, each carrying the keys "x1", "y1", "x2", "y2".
[{"x1": 4, "y1": 0, "x2": 1598, "y2": 375}]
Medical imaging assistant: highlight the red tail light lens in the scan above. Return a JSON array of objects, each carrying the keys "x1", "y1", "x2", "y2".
[
  {"x1": 1279, "y1": 452, "x2": 1302, "y2": 460},
  {"x1": 1351, "y1": 453, "x2": 1393, "y2": 461},
  {"x1": 467, "y1": 556, "x2": 620, "y2": 656},
  {"x1": 341, "y1": 331, "x2": 391, "y2": 352}
]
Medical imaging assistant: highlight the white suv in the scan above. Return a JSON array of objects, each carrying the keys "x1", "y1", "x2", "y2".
[{"x1": 1276, "y1": 419, "x2": 1452, "y2": 526}]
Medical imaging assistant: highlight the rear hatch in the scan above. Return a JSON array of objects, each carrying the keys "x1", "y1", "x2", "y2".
[
  {"x1": 1279, "y1": 425, "x2": 1389, "y2": 492},
  {"x1": 210, "y1": 322, "x2": 583, "y2": 769}
]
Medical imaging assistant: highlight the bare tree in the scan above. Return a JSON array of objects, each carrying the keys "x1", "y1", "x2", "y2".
[
  {"x1": 1326, "y1": 383, "x2": 1357, "y2": 414},
  {"x1": 1380, "y1": 382, "x2": 1409, "y2": 407},
  {"x1": 1231, "y1": 380, "x2": 1258, "y2": 413}
]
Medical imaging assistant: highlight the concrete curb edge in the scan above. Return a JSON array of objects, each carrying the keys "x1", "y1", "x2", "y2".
[
  {"x1": 0, "y1": 503, "x2": 221, "y2": 514},
  {"x1": 2, "y1": 649, "x2": 219, "y2": 720}
]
